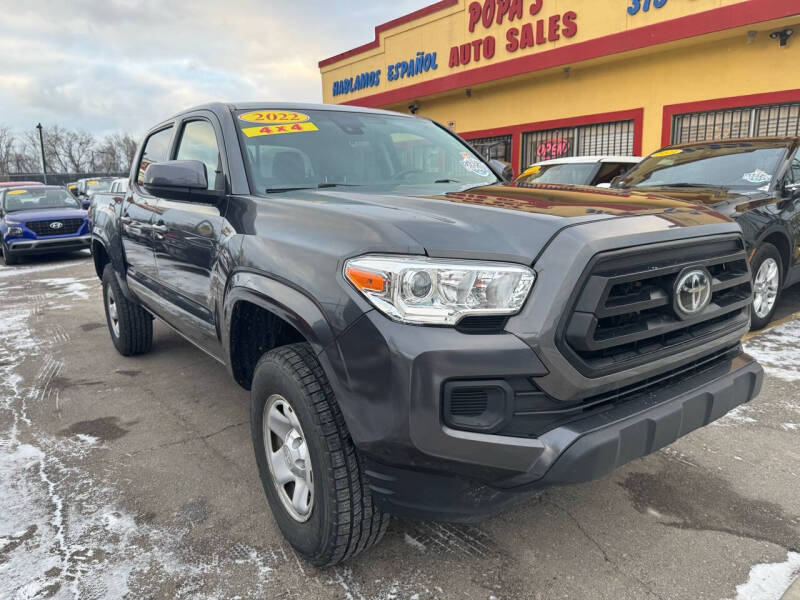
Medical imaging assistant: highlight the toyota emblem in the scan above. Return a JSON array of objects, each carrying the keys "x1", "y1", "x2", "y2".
[
  {"x1": 674, "y1": 268, "x2": 712, "y2": 318},
  {"x1": 49, "y1": 221, "x2": 64, "y2": 229}
]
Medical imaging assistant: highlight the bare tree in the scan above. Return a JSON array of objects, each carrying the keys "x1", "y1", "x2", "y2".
[
  {"x1": 0, "y1": 125, "x2": 15, "y2": 175},
  {"x1": 0, "y1": 122, "x2": 137, "y2": 176}
]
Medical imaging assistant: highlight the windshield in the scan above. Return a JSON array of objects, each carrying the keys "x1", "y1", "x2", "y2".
[
  {"x1": 516, "y1": 163, "x2": 596, "y2": 185},
  {"x1": 87, "y1": 179, "x2": 114, "y2": 192},
  {"x1": 620, "y1": 144, "x2": 787, "y2": 190},
  {"x1": 3, "y1": 188, "x2": 80, "y2": 212},
  {"x1": 236, "y1": 109, "x2": 499, "y2": 194}
]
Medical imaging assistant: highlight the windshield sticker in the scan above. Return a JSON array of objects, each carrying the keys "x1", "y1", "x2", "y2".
[
  {"x1": 7, "y1": 189, "x2": 27, "y2": 195},
  {"x1": 742, "y1": 169, "x2": 772, "y2": 184},
  {"x1": 461, "y1": 152, "x2": 491, "y2": 176},
  {"x1": 87, "y1": 180, "x2": 99, "y2": 185},
  {"x1": 241, "y1": 122, "x2": 319, "y2": 138},
  {"x1": 239, "y1": 111, "x2": 309, "y2": 125},
  {"x1": 651, "y1": 149, "x2": 683, "y2": 157}
]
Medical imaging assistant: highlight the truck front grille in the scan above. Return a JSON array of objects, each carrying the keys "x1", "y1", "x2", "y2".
[
  {"x1": 559, "y1": 235, "x2": 752, "y2": 377},
  {"x1": 26, "y1": 218, "x2": 84, "y2": 236}
]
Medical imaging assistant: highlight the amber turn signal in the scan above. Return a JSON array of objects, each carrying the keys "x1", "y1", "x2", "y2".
[{"x1": 345, "y1": 266, "x2": 385, "y2": 293}]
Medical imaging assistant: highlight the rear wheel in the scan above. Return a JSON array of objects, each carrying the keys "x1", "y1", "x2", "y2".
[
  {"x1": 102, "y1": 264, "x2": 153, "y2": 355},
  {"x1": 1, "y1": 242, "x2": 18, "y2": 266},
  {"x1": 250, "y1": 343, "x2": 389, "y2": 566},
  {"x1": 750, "y1": 243, "x2": 782, "y2": 330}
]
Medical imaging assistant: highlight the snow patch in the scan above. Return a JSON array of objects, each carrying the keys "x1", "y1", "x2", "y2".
[
  {"x1": 38, "y1": 277, "x2": 90, "y2": 300},
  {"x1": 744, "y1": 319, "x2": 800, "y2": 382},
  {"x1": 727, "y1": 551, "x2": 800, "y2": 600}
]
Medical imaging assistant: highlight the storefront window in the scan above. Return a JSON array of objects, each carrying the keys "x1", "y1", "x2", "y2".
[
  {"x1": 672, "y1": 102, "x2": 800, "y2": 144},
  {"x1": 521, "y1": 120, "x2": 634, "y2": 167},
  {"x1": 466, "y1": 135, "x2": 512, "y2": 163}
]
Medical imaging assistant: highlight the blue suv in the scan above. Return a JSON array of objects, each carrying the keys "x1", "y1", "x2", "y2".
[{"x1": 0, "y1": 185, "x2": 91, "y2": 266}]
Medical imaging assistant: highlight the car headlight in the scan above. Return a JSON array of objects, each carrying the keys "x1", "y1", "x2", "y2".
[
  {"x1": 344, "y1": 255, "x2": 536, "y2": 325},
  {"x1": 5, "y1": 222, "x2": 23, "y2": 237}
]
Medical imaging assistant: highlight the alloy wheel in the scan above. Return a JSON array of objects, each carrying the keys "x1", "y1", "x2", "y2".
[{"x1": 753, "y1": 257, "x2": 779, "y2": 319}]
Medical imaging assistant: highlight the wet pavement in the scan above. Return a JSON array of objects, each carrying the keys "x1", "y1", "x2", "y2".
[{"x1": 1, "y1": 253, "x2": 798, "y2": 599}]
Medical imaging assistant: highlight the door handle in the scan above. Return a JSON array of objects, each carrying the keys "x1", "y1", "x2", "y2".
[{"x1": 152, "y1": 224, "x2": 168, "y2": 233}]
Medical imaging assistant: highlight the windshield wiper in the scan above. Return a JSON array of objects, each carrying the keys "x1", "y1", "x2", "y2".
[
  {"x1": 434, "y1": 179, "x2": 459, "y2": 183},
  {"x1": 266, "y1": 183, "x2": 364, "y2": 193},
  {"x1": 640, "y1": 182, "x2": 729, "y2": 190}
]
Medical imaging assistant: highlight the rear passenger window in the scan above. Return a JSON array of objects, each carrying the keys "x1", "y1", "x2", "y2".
[
  {"x1": 137, "y1": 126, "x2": 173, "y2": 186},
  {"x1": 175, "y1": 120, "x2": 222, "y2": 190}
]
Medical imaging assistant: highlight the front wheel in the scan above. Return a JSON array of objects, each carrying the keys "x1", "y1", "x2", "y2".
[
  {"x1": 750, "y1": 243, "x2": 783, "y2": 330},
  {"x1": 250, "y1": 343, "x2": 389, "y2": 566},
  {"x1": 1, "y1": 242, "x2": 18, "y2": 266}
]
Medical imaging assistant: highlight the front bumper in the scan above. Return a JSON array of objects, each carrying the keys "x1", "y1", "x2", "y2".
[
  {"x1": 6, "y1": 234, "x2": 91, "y2": 255},
  {"x1": 322, "y1": 312, "x2": 762, "y2": 522}
]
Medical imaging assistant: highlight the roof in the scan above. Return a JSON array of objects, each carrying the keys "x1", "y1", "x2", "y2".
[
  {"x1": 662, "y1": 136, "x2": 800, "y2": 150},
  {"x1": 1, "y1": 184, "x2": 63, "y2": 191},
  {"x1": 170, "y1": 101, "x2": 411, "y2": 121},
  {"x1": 0, "y1": 181, "x2": 42, "y2": 187},
  {"x1": 528, "y1": 156, "x2": 643, "y2": 167}
]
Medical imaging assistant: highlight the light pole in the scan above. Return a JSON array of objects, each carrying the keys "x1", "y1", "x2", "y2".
[{"x1": 36, "y1": 123, "x2": 47, "y2": 184}]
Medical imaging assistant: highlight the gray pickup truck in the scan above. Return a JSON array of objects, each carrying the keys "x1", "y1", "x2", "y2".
[{"x1": 91, "y1": 102, "x2": 762, "y2": 565}]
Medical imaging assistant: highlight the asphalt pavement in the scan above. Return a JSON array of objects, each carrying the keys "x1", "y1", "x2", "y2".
[{"x1": 1, "y1": 252, "x2": 798, "y2": 600}]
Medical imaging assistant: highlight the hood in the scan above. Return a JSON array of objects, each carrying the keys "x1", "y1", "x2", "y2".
[
  {"x1": 268, "y1": 183, "x2": 733, "y2": 264},
  {"x1": 5, "y1": 207, "x2": 88, "y2": 223},
  {"x1": 618, "y1": 185, "x2": 776, "y2": 214}
]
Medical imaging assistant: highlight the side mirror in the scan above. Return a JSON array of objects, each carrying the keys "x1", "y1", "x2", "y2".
[
  {"x1": 609, "y1": 175, "x2": 623, "y2": 188},
  {"x1": 143, "y1": 160, "x2": 221, "y2": 202},
  {"x1": 488, "y1": 159, "x2": 514, "y2": 183}
]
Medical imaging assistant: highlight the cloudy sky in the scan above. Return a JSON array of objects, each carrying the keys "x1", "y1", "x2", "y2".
[{"x1": 0, "y1": 0, "x2": 429, "y2": 137}]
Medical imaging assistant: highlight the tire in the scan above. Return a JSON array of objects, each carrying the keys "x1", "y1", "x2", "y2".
[
  {"x1": 750, "y1": 243, "x2": 783, "y2": 331},
  {"x1": 101, "y1": 264, "x2": 153, "y2": 356},
  {"x1": 250, "y1": 343, "x2": 389, "y2": 566},
  {"x1": 1, "y1": 242, "x2": 18, "y2": 265}
]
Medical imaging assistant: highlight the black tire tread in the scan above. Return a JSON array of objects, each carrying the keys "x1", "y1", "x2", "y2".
[
  {"x1": 256, "y1": 343, "x2": 389, "y2": 565},
  {"x1": 102, "y1": 264, "x2": 153, "y2": 356}
]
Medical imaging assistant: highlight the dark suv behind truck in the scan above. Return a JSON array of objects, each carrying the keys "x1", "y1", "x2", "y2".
[{"x1": 91, "y1": 103, "x2": 762, "y2": 565}]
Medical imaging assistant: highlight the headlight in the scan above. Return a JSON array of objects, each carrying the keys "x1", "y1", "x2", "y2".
[
  {"x1": 344, "y1": 255, "x2": 536, "y2": 325},
  {"x1": 5, "y1": 225, "x2": 23, "y2": 237}
]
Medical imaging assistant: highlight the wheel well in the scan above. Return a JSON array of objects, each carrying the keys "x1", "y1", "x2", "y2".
[
  {"x1": 762, "y1": 232, "x2": 791, "y2": 278},
  {"x1": 92, "y1": 241, "x2": 109, "y2": 279},
  {"x1": 229, "y1": 301, "x2": 306, "y2": 390}
]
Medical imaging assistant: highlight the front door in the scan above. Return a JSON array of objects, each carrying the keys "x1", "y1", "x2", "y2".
[
  {"x1": 121, "y1": 125, "x2": 174, "y2": 284},
  {"x1": 151, "y1": 115, "x2": 229, "y2": 358}
]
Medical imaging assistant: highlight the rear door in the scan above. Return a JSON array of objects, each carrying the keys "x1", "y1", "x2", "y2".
[
  {"x1": 151, "y1": 113, "x2": 229, "y2": 357},
  {"x1": 121, "y1": 125, "x2": 174, "y2": 283}
]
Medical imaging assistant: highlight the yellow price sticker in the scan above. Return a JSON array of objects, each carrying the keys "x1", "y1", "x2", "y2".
[
  {"x1": 651, "y1": 149, "x2": 683, "y2": 157},
  {"x1": 519, "y1": 165, "x2": 541, "y2": 178},
  {"x1": 241, "y1": 122, "x2": 319, "y2": 138},
  {"x1": 239, "y1": 111, "x2": 309, "y2": 125},
  {"x1": 8, "y1": 189, "x2": 27, "y2": 195}
]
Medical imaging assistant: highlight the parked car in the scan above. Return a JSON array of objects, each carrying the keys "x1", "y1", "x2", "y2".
[
  {"x1": 75, "y1": 177, "x2": 116, "y2": 208},
  {"x1": 516, "y1": 156, "x2": 641, "y2": 187},
  {"x1": 0, "y1": 185, "x2": 91, "y2": 265},
  {"x1": 66, "y1": 182, "x2": 79, "y2": 197},
  {"x1": 613, "y1": 137, "x2": 800, "y2": 329},
  {"x1": 91, "y1": 102, "x2": 761, "y2": 565}
]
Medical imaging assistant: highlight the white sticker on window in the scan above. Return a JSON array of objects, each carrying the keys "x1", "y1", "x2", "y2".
[
  {"x1": 461, "y1": 152, "x2": 491, "y2": 176},
  {"x1": 742, "y1": 169, "x2": 772, "y2": 184}
]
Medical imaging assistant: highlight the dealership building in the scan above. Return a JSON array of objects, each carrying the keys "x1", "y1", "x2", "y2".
[{"x1": 319, "y1": 0, "x2": 800, "y2": 174}]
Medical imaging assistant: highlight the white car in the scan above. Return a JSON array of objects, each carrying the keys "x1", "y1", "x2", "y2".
[
  {"x1": 516, "y1": 155, "x2": 642, "y2": 187},
  {"x1": 109, "y1": 178, "x2": 129, "y2": 194}
]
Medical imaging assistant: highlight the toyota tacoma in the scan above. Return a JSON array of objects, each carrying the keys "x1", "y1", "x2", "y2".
[{"x1": 91, "y1": 103, "x2": 763, "y2": 565}]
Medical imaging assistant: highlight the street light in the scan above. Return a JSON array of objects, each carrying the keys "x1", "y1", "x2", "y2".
[{"x1": 36, "y1": 123, "x2": 47, "y2": 184}]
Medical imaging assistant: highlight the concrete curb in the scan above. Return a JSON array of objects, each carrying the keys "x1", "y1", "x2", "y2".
[{"x1": 782, "y1": 576, "x2": 800, "y2": 600}]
